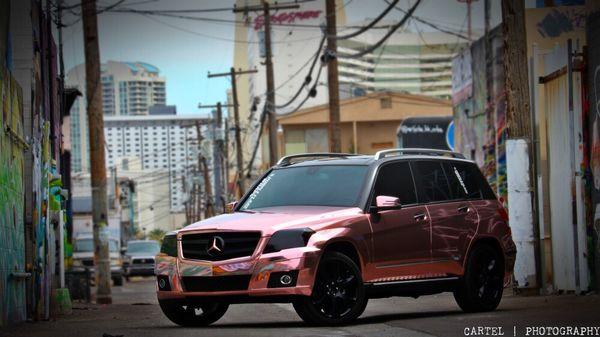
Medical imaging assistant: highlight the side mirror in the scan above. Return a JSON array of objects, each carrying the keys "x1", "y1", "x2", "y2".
[
  {"x1": 370, "y1": 195, "x2": 402, "y2": 213},
  {"x1": 225, "y1": 201, "x2": 238, "y2": 213}
]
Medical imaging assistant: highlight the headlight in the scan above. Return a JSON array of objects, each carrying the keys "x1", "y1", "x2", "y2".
[
  {"x1": 161, "y1": 233, "x2": 178, "y2": 257},
  {"x1": 111, "y1": 258, "x2": 122, "y2": 266},
  {"x1": 263, "y1": 228, "x2": 315, "y2": 254},
  {"x1": 72, "y1": 260, "x2": 83, "y2": 267}
]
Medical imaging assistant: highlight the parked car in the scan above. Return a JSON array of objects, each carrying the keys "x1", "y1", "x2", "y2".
[
  {"x1": 123, "y1": 240, "x2": 160, "y2": 280},
  {"x1": 71, "y1": 234, "x2": 124, "y2": 286},
  {"x1": 155, "y1": 149, "x2": 516, "y2": 326}
]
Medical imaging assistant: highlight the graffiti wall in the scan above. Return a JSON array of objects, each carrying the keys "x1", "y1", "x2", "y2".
[
  {"x1": 453, "y1": 26, "x2": 507, "y2": 202},
  {"x1": 587, "y1": 9, "x2": 600, "y2": 290},
  {"x1": 0, "y1": 67, "x2": 27, "y2": 325}
]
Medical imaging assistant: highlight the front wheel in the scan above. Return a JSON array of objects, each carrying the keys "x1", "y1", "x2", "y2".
[
  {"x1": 158, "y1": 299, "x2": 229, "y2": 326},
  {"x1": 293, "y1": 252, "x2": 367, "y2": 325},
  {"x1": 454, "y1": 244, "x2": 504, "y2": 312}
]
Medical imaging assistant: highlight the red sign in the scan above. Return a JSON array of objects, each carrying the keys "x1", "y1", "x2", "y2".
[{"x1": 253, "y1": 10, "x2": 323, "y2": 31}]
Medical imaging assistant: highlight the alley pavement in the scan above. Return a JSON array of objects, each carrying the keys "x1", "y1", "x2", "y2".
[{"x1": 1, "y1": 278, "x2": 599, "y2": 337}]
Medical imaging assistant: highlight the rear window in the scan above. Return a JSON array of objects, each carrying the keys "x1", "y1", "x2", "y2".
[{"x1": 444, "y1": 162, "x2": 496, "y2": 200}]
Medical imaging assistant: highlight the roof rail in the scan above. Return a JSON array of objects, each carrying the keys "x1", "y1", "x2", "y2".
[
  {"x1": 276, "y1": 153, "x2": 358, "y2": 166},
  {"x1": 374, "y1": 148, "x2": 465, "y2": 160}
]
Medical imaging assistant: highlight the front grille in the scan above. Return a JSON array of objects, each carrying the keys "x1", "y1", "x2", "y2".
[
  {"x1": 181, "y1": 232, "x2": 261, "y2": 261},
  {"x1": 182, "y1": 275, "x2": 251, "y2": 292},
  {"x1": 133, "y1": 258, "x2": 154, "y2": 265},
  {"x1": 82, "y1": 259, "x2": 94, "y2": 267}
]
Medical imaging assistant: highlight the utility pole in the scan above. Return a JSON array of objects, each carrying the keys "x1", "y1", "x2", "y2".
[
  {"x1": 501, "y1": 0, "x2": 540, "y2": 292},
  {"x1": 195, "y1": 122, "x2": 214, "y2": 218},
  {"x1": 325, "y1": 0, "x2": 342, "y2": 153},
  {"x1": 81, "y1": 0, "x2": 111, "y2": 304},
  {"x1": 208, "y1": 68, "x2": 257, "y2": 198},
  {"x1": 198, "y1": 102, "x2": 236, "y2": 214},
  {"x1": 233, "y1": 2, "x2": 299, "y2": 166}
]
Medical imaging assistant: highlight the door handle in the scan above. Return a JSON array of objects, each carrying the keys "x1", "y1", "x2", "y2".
[
  {"x1": 457, "y1": 205, "x2": 470, "y2": 213},
  {"x1": 413, "y1": 212, "x2": 427, "y2": 222}
]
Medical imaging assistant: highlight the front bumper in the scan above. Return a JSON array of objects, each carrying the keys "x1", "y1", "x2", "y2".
[
  {"x1": 71, "y1": 265, "x2": 123, "y2": 278},
  {"x1": 155, "y1": 244, "x2": 321, "y2": 301},
  {"x1": 125, "y1": 263, "x2": 155, "y2": 276}
]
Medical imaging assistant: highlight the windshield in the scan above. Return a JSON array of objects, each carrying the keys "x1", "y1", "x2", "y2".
[
  {"x1": 74, "y1": 238, "x2": 119, "y2": 252},
  {"x1": 240, "y1": 165, "x2": 368, "y2": 210},
  {"x1": 126, "y1": 241, "x2": 160, "y2": 255}
]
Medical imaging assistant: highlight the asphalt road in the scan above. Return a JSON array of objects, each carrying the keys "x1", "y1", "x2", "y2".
[{"x1": 2, "y1": 278, "x2": 599, "y2": 337}]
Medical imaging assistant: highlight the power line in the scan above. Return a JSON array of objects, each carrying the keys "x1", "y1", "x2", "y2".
[
  {"x1": 333, "y1": 0, "x2": 399, "y2": 40},
  {"x1": 275, "y1": 33, "x2": 326, "y2": 109},
  {"x1": 384, "y1": 0, "x2": 470, "y2": 41},
  {"x1": 340, "y1": 0, "x2": 421, "y2": 59}
]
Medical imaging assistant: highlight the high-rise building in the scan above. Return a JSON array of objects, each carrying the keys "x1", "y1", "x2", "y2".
[
  {"x1": 66, "y1": 61, "x2": 167, "y2": 173},
  {"x1": 337, "y1": 26, "x2": 470, "y2": 100},
  {"x1": 103, "y1": 114, "x2": 210, "y2": 212},
  {"x1": 232, "y1": 0, "x2": 348, "y2": 170}
]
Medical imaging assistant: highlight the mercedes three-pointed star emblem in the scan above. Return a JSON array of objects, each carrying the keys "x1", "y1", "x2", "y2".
[{"x1": 206, "y1": 236, "x2": 225, "y2": 256}]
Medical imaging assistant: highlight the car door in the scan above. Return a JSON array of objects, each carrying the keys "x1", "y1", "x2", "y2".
[
  {"x1": 369, "y1": 161, "x2": 432, "y2": 279},
  {"x1": 411, "y1": 160, "x2": 478, "y2": 276}
]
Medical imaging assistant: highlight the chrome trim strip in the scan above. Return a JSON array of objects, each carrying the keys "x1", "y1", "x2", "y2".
[
  {"x1": 375, "y1": 259, "x2": 452, "y2": 269},
  {"x1": 370, "y1": 276, "x2": 459, "y2": 287}
]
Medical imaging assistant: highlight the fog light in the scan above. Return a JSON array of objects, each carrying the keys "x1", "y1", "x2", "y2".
[
  {"x1": 157, "y1": 275, "x2": 171, "y2": 291},
  {"x1": 280, "y1": 274, "x2": 292, "y2": 285},
  {"x1": 267, "y1": 270, "x2": 299, "y2": 288}
]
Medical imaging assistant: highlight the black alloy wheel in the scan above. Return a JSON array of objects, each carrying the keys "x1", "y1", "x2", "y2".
[
  {"x1": 158, "y1": 299, "x2": 229, "y2": 326},
  {"x1": 293, "y1": 252, "x2": 367, "y2": 325},
  {"x1": 454, "y1": 244, "x2": 504, "y2": 312}
]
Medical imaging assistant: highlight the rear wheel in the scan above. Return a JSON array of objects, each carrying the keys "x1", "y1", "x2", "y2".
[
  {"x1": 293, "y1": 252, "x2": 367, "y2": 325},
  {"x1": 454, "y1": 244, "x2": 504, "y2": 312},
  {"x1": 158, "y1": 299, "x2": 229, "y2": 326}
]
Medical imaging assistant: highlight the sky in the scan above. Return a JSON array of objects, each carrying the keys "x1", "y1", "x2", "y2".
[{"x1": 61, "y1": 0, "x2": 502, "y2": 115}]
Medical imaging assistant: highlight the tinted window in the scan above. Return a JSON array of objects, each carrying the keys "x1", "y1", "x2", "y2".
[
  {"x1": 411, "y1": 161, "x2": 452, "y2": 203},
  {"x1": 372, "y1": 162, "x2": 417, "y2": 205},
  {"x1": 443, "y1": 162, "x2": 468, "y2": 200},
  {"x1": 240, "y1": 165, "x2": 368, "y2": 210},
  {"x1": 447, "y1": 162, "x2": 497, "y2": 200}
]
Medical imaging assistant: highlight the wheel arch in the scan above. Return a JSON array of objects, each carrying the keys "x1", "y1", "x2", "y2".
[
  {"x1": 322, "y1": 240, "x2": 363, "y2": 272},
  {"x1": 464, "y1": 236, "x2": 505, "y2": 270}
]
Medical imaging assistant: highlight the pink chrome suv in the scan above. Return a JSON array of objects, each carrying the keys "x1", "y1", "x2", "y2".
[{"x1": 155, "y1": 149, "x2": 516, "y2": 326}]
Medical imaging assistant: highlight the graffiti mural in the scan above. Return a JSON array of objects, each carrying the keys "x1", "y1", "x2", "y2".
[
  {"x1": 587, "y1": 10, "x2": 600, "y2": 289},
  {"x1": 453, "y1": 26, "x2": 507, "y2": 203},
  {"x1": 0, "y1": 67, "x2": 27, "y2": 325}
]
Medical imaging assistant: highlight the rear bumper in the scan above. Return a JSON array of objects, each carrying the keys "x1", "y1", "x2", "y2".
[{"x1": 155, "y1": 246, "x2": 321, "y2": 301}]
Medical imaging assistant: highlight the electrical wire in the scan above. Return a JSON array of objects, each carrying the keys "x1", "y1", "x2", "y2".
[
  {"x1": 384, "y1": 0, "x2": 470, "y2": 41},
  {"x1": 275, "y1": 33, "x2": 326, "y2": 109},
  {"x1": 333, "y1": 0, "x2": 399, "y2": 40},
  {"x1": 340, "y1": 0, "x2": 421, "y2": 59}
]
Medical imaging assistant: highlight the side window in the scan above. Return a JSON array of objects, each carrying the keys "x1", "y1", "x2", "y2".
[
  {"x1": 443, "y1": 162, "x2": 469, "y2": 200},
  {"x1": 411, "y1": 161, "x2": 452, "y2": 203},
  {"x1": 372, "y1": 162, "x2": 417, "y2": 205},
  {"x1": 448, "y1": 162, "x2": 497, "y2": 200}
]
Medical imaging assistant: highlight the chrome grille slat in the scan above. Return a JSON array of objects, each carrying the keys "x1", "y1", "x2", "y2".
[{"x1": 181, "y1": 232, "x2": 261, "y2": 261}]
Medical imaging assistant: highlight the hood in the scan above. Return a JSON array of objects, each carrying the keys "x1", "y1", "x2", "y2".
[
  {"x1": 126, "y1": 254, "x2": 157, "y2": 260},
  {"x1": 181, "y1": 206, "x2": 364, "y2": 236}
]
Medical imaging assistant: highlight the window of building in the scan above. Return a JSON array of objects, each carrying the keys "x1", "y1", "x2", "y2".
[{"x1": 380, "y1": 97, "x2": 392, "y2": 109}]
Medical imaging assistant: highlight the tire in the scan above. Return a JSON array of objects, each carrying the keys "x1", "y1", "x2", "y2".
[
  {"x1": 158, "y1": 299, "x2": 229, "y2": 327},
  {"x1": 293, "y1": 251, "x2": 367, "y2": 325},
  {"x1": 113, "y1": 276, "x2": 123, "y2": 286},
  {"x1": 454, "y1": 244, "x2": 504, "y2": 313}
]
